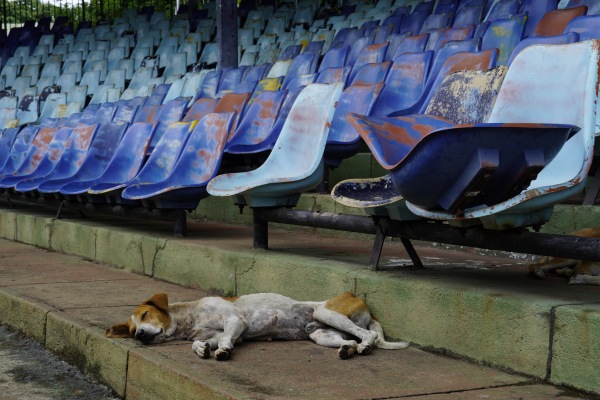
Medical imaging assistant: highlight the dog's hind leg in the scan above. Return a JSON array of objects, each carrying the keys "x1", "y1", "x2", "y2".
[
  {"x1": 312, "y1": 307, "x2": 377, "y2": 355},
  {"x1": 309, "y1": 328, "x2": 358, "y2": 359}
]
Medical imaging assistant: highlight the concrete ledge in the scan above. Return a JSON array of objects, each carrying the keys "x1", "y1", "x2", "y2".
[{"x1": 1, "y1": 205, "x2": 600, "y2": 396}]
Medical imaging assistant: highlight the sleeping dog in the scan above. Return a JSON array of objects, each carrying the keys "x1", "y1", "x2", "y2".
[
  {"x1": 528, "y1": 228, "x2": 600, "y2": 285},
  {"x1": 106, "y1": 292, "x2": 409, "y2": 360}
]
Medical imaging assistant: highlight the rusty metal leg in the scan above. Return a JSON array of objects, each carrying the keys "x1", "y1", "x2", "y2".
[
  {"x1": 253, "y1": 208, "x2": 268, "y2": 249},
  {"x1": 369, "y1": 222, "x2": 386, "y2": 271},
  {"x1": 54, "y1": 200, "x2": 66, "y2": 220},
  {"x1": 173, "y1": 210, "x2": 187, "y2": 237},
  {"x1": 400, "y1": 237, "x2": 424, "y2": 269}
]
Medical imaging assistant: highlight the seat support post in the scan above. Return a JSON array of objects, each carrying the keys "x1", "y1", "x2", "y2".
[
  {"x1": 368, "y1": 218, "x2": 386, "y2": 271},
  {"x1": 216, "y1": 0, "x2": 238, "y2": 69},
  {"x1": 172, "y1": 210, "x2": 187, "y2": 238},
  {"x1": 253, "y1": 208, "x2": 269, "y2": 249}
]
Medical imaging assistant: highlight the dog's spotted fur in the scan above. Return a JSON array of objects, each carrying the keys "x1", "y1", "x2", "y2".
[
  {"x1": 528, "y1": 228, "x2": 600, "y2": 285},
  {"x1": 106, "y1": 292, "x2": 409, "y2": 360}
]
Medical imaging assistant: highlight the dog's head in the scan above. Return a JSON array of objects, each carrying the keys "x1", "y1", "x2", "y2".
[{"x1": 105, "y1": 292, "x2": 172, "y2": 344}]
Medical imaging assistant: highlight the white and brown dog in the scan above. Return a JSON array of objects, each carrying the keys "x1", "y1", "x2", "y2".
[
  {"x1": 106, "y1": 292, "x2": 409, "y2": 360},
  {"x1": 528, "y1": 228, "x2": 600, "y2": 285}
]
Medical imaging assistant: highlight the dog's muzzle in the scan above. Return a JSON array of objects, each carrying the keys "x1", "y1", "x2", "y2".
[{"x1": 135, "y1": 328, "x2": 162, "y2": 344}]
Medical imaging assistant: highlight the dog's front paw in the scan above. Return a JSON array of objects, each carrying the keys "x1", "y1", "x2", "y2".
[
  {"x1": 192, "y1": 341, "x2": 211, "y2": 359},
  {"x1": 357, "y1": 343, "x2": 372, "y2": 355},
  {"x1": 215, "y1": 347, "x2": 232, "y2": 361},
  {"x1": 338, "y1": 343, "x2": 357, "y2": 360}
]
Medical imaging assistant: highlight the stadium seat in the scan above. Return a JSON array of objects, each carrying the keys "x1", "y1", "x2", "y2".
[{"x1": 207, "y1": 82, "x2": 344, "y2": 207}]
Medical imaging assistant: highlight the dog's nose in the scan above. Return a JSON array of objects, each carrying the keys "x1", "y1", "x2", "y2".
[{"x1": 135, "y1": 329, "x2": 147, "y2": 341}]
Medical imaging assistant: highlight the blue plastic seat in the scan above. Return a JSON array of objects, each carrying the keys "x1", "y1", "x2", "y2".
[
  {"x1": 349, "y1": 61, "x2": 391, "y2": 86},
  {"x1": 91, "y1": 103, "x2": 118, "y2": 125},
  {"x1": 345, "y1": 41, "x2": 599, "y2": 228},
  {"x1": 420, "y1": 14, "x2": 450, "y2": 34},
  {"x1": 0, "y1": 126, "x2": 44, "y2": 176},
  {"x1": 243, "y1": 64, "x2": 269, "y2": 83},
  {"x1": 88, "y1": 122, "x2": 195, "y2": 198},
  {"x1": 282, "y1": 53, "x2": 318, "y2": 89},
  {"x1": 114, "y1": 104, "x2": 140, "y2": 124},
  {"x1": 14, "y1": 124, "x2": 99, "y2": 192},
  {"x1": 481, "y1": 14, "x2": 526, "y2": 65},
  {"x1": 196, "y1": 70, "x2": 222, "y2": 99},
  {"x1": 207, "y1": 83, "x2": 344, "y2": 208},
  {"x1": 226, "y1": 86, "x2": 304, "y2": 159},
  {"x1": 0, "y1": 126, "x2": 73, "y2": 188},
  {"x1": 348, "y1": 42, "x2": 388, "y2": 83},
  {"x1": 564, "y1": 15, "x2": 600, "y2": 41},
  {"x1": 59, "y1": 123, "x2": 156, "y2": 197},
  {"x1": 325, "y1": 83, "x2": 384, "y2": 168},
  {"x1": 405, "y1": 39, "x2": 598, "y2": 226},
  {"x1": 279, "y1": 44, "x2": 302, "y2": 60},
  {"x1": 413, "y1": 1, "x2": 435, "y2": 14},
  {"x1": 484, "y1": 0, "x2": 519, "y2": 22},
  {"x1": 506, "y1": 32, "x2": 579, "y2": 66},
  {"x1": 389, "y1": 33, "x2": 429, "y2": 61},
  {"x1": 120, "y1": 113, "x2": 235, "y2": 209},
  {"x1": 346, "y1": 36, "x2": 374, "y2": 68},
  {"x1": 0, "y1": 128, "x2": 20, "y2": 169},
  {"x1": 432, "y1": 25, "x2": 474, "y2": 52},
  {"x1": 318, "y1": 46, "x2": 349, "y2": 72},
  {"x1": 149, "y1": 99, "x2": 189, "y2": 148},
  {"x1": 36, "y1": 122, "x2": 130, "y2": 195},
  {"x1": 342, "y1": 28, "x2": 366, "y2": 49},
  {"x1": 371, "y1": 51, "x2": 434, "y2": 117},
  {"x1": 316, "y1": 66, "x2": 351, "y2": 86},
  {"x1": 452, "y1": 4, "x2": 483, "y2": 28},
  {"x1": 182, "y1": 97, "x2": 219, "y2": 123},
  {"x1": 382, "y1": 16, "x2": 404, "y2": 35},
  {"x1": 282, "y1": 73, "x2": 317, "y2": 91},
  {"x1": 218, "y1": 68, "x2": 246, "y2": 93},
  {"x1": 225, "y1": 90, "x2": 287, "y2": 154},
  {"x1": 303, "y1": 41, "x2": 325, "y2": 57},
  {"x1": 146, "y1": 83, "x2": 172, "y2": 106},
  {"x1": 519, "y1": 0, "x2": 556, "y2": 38},
  {"x1": 399, "y1": 11, "x2": 429, "y2": 35}
]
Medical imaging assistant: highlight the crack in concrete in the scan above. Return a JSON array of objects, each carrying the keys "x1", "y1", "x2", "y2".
[
  {"x1": 366, "y1": 381, "x2": 539, "y2": 399},
  {"x1": 150, "y1": 240, "x2": 168, "y2": 278}
]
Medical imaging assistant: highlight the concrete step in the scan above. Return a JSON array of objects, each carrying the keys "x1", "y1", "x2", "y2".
[{"x1": 0, "y1": 203, "x2": 599, "y2": 397}]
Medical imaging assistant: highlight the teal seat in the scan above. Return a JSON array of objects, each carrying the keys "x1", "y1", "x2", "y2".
[{"x1": 207, "y1": 83, "x2": 344, "y2": 207}]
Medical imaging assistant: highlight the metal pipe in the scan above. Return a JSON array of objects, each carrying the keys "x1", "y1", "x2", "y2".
[{"x1": 257, "y1": 208, "x2": 600, "y2": 262}]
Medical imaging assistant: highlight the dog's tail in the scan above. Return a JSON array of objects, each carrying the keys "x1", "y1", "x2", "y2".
[{"x1": 369, "y1": 319, "x2": 410, "y2": 350}]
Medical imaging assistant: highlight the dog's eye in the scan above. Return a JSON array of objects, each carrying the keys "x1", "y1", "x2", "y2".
[{"x1": 141, "y1": 311, "x2": 148, "y2": 320}]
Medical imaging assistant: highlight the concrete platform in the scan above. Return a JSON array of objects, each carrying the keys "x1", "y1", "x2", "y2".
[{"x1": 0, "y1": 202, "x2": 599, "y2": 398}]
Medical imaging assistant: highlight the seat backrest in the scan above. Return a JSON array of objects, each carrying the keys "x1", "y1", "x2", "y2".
[
  {"x1": 150, "y1": 99, "x2": 189, "y2": 147},
  {"x1": 506, "y1": 32, "x2": 579, "y2": 66},
  {"x1": 372, "y1": 51, "x2": 433, "y2": 117},
  {"x1": 563, "y1": 15, "x2": 600, "y2": 41},
  {"x1": 390, "y1": 33, "x2": 429, "y2": 60},
  {"x1": 481, "y1": 14, "x2": 526, "y2": 65},
  {"x1": 531, "y1": 6, "x2": 587, "y2": 37},
  {"x1": 519, "y1": 0, "x2": 556, "y2": 38},
  {"x1": 484, "y1": 0, "x2": 519, "y2": 22},
  {"x1": 327, "y1": 83, "x2": 384, "y2": 145},
  {"x1": 452, "y1": 4, "x2": 484, "y2": 28},
  {"x1": 182, "y1": 98, "x2": 218, "y2": 124},
  {"x1": 1, "y1": 126, "x2": 40, "y2": 173},
  {"x1": 488, "y1": 40, "x2": 599, "y2": 194},
  {"x1": 349, "y1": 42, "x2": 388, "y2": 82},
  {"x1": 160, "y1": 112, "x2": 235, "y2": 186},
  {"x1": 213, "y1": 92, "x2": 251, "y2": 138},
  {"x1": 316, "y1": 66, "x2": 350, "y2": 85},
  {"x1": 227, "y1": 90, "x2": 287, "y2": 149},
  {"x1": 318, "y1": 46, "x2": 349, "y2": 71},
  {"x1": 418, "y1": 48, "x2": 498, "y2": 114},
  {"x1": 48, "y1": 123, "x2": 99, "y2": 178},
  {"x1": 425, "y1": 66, "x2": 508, "y2": 124},
  {"x1": 350, "y1": 61, "x2": 391, "y2": 86}
]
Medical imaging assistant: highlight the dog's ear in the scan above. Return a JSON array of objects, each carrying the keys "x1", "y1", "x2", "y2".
[
  {"x1": 105, "y1": 322, "x2": 134, "y2": 338},
  {"x1": 144, "y1": 292, "x2": 169, "y2": 312}
]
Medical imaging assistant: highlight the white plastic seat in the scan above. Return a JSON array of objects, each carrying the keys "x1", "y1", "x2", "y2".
[
  {"x1": 156, "y1": 44, "x2": 177, "y2": 69},
  {"x1": 105, "y1": 69, "x2": 126, "y2": 91},
  {"x1": 164, "y1": 52, "x2": 188, "y2": 78},
  {"x1": 66, "y1": 85, "x2": 87, "y2": 105},
  {"x1": 199, "y1": 42, "x2": 218, "y2": 65},
  {"x1": 406, "y1": 41, "x2": 600, "y2": 228},
  {"x1": 178, "y1": 42, "x2": 197, "y2": 66},
  {"x1": 40, "y1": 61, "x2": 62, "y2": 81},
  {"x1": 32, "y1": 44, "x2": 50, "y2": 63},
  {"x1": 56, "y1": 73, "x2": 77, "y2": 93},
  {"x1": 117, "y1": 58, "x2": 134, "y2": 80},
  {"x1": 80, "y1": 70, "x2": 100, "y2": 96},
  {"x1": 39, "y1": 34, "x2": 55, "y2": 53},
  {"x1": 19, "y1": 64, "x2": 39, "y2": 86},
  {"x1": 89, "y1": 83, "x2": 114, "y2": 104},
  {"x1": 14, "y1": 46, "x2": 30, "y2": 65},
  {"x1": 207, "y1": 82, "x2": 344, "y2": 207},
  {"x1": 107, "y1": 47, "x2": 126, "y2": 71},
  {"x1": 131, "y1": 46, "x2": 151, "y2": 69},
  {"x1": 62, "y1": 61, "x2": 82, "y2": 82}
]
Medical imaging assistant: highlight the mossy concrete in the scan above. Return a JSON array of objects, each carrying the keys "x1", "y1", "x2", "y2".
[
  {"x1": 0, "y1": 288, "x2": 52, "y2": 343},
  {"x1": 551, "y1": 303, "x2": 600, "y2": 394}
]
